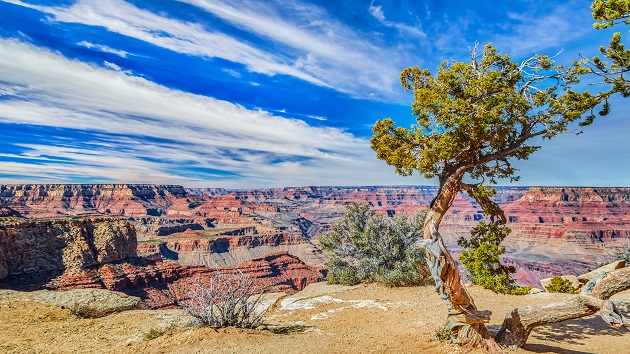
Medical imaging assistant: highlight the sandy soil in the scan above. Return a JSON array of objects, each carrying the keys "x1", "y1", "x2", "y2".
[{"x1": 1, "y1": 283, "x2": 629, "y2": 354}]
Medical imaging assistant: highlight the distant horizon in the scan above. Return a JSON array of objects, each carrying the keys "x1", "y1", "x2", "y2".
[{"x1": 1, "y1": 183, "x2": 630, "y2": 190}]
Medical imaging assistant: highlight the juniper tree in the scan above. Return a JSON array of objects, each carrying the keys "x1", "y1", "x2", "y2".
[
  {"x1": 587, "y1": 0, "x2": 630, "y2": 115},
  {"x1": 370, "y1": 43, "x2": 610, "y2": 351}
]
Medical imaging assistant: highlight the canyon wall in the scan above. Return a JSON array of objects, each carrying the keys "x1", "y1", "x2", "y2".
[
  {"x1": 0, "y1": 217, "x2": 136, "y2": 280},
  {"x1": 2, "y1": 184, "x2": 629, "y2": 288},
  {"x1": 0, "y1": 217, "x2": 324, "y2": 308}
]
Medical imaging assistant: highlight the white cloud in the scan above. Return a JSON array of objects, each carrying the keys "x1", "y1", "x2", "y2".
[
  {"x1": 176, "y1": 0, "x2": 403, "y2": 98},
  {"x1": 368, "y1": 1, "x2": 426, "y2": 38},
  {"x1": 4, "y1": 0, "x2": 327, "y2": 86},
  {"x1": 77, "y1": 40, "x2": 130, "y2": 57},
  {"x1": 489, "y1": 4, "x2": 593, "y2": 57},
  {"x1": 0, "y1": 38, "x2": 416, "y2": 187},
  {"x1": 4, "y1": 0, "x2": 406, "y2": 100},
  {"x1": 306, "y1": 115, "x2": 327, "y2": 121}
]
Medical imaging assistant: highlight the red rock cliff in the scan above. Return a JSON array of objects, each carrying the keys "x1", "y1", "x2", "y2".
[{"x1": 0, "y1": 217, "x2": 136, "y2": 280}]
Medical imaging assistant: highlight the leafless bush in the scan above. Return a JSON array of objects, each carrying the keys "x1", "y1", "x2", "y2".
[{"x1": 181, "y1": 270, "x2": 267, "y2": 328}]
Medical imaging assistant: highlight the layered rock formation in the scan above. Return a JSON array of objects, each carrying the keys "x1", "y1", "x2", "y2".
[
  {"x1": 0, "y1": 217, "x2": 324, "y2": 308},
  {"x1": 0, "y1": 184, "x2": 189, "y2": 217},
  {"x1": 45, "y1": 252, "x2": 323, "y2": 309},
  {"x1": 495, "y1": 188, "x2": 630, "y2": 286},
  {"x1": 2, "y1": 184, "x2": 629, "y2": 288},
  {"x1": 153, "y1": 232, "x2": 326, "y2": 267},
  {"x1": 0, "y1": 217, "x2": 136, "y2": 280}
]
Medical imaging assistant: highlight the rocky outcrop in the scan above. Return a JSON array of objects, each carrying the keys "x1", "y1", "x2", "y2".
[
  {"x1": 0, "y1": 217, "x2": 136, "y2": 280},
  {"x1": 0, "y1": 288, "x2": 140, "y2": 317},
  {"x1": 0, "y1": 184, "x2": 189, "y2": 217},
  {"x1": 130, "y1": 216, "x2": 213, "y2": 239},
  {"x1": 41, "y1": 252, "x2": 324, "y2": 309},
  {"x1": 0, "y1": 217, "x2": 324, "y2": 309},
  {"x1": 160, "y1": 233, "x2": 326, "y2": 267},
  {"x1": 578, "y1": 260, "x2": 626, "y2": 284},
  {"x1": 0, "y1": 206, "x2": 20, "y2": 217}
]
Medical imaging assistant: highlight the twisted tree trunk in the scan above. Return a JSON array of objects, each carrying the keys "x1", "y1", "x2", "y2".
[
  {"x1": 415, "y1": 170, "x2": 630, "y2": 353},
  {"x1": 417, "y1": 171, "x2": 503, "y2": 353}
]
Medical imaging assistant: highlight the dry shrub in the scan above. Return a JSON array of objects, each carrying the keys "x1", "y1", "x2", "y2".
[{"x1": 181, "y1": 270, "x2": 267, "y2": 328}]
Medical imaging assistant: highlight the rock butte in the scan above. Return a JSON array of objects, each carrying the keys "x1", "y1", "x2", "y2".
[
  {"x1": 1, "y1": 184, "x2": 629, "y2": 288},
  {"x1": 0, "y1": 217, "x2": 324, "y2": 309}
]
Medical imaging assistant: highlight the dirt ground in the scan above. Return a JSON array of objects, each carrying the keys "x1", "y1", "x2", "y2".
[{"x1": 1, "y1": 282, "x2": 629, "y2": 354}]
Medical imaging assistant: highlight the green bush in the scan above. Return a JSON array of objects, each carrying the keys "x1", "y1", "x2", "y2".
[
  {"x1": 458, "y1": 221, "x2": 530, "y2": 295},
  {"x1": 545, "y1": 276, "x2": 579, "y2": 294},
  {"x1": 318, "y1": 202, "x2": 431, "y2": 287}
]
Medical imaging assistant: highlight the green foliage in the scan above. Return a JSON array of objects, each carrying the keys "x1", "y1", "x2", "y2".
[
  {"x1": 587, "y1": 1, "x2": 630, "y2": 121},
  {"x1": 458, "y1": 221, "x2": 530, "y2": 295},
  {"x1": 592, "y1": 0, "x2": 630, "y2": 29},
  {"x1": 318, "y1": 202, "x2": 430, "y2": 287},
  {"x1": 371, "y1": 43, "x2": 598, "y2": 184},
  {"x1": 545, "y1": 276, "x2": 579, "y2": 294}
]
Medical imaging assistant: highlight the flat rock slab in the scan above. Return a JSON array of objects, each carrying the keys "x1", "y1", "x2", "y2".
[{"x1": 0, "y1": 288, "x2": 140, "y2": 317}]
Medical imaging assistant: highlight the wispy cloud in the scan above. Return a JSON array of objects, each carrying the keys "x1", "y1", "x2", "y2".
[
  {"x1": 77, "y1": 41, "x2": 130, "y2": 57},
  {"x1": 0, "y1": 38, "x2": 412, "y2": 187},
  {"x1": 368, "y1": 1, "x2": 426, "y2": 38},
  {"x1": 5, "y1": 0, "x2": 327, "y2": 86},
  {"x1": 487, "y1": 3, "x2": 593, "y2": 57},
  {"x1": 4, "y1": 0, "x2": 406, "y2": 100},
  {"x1": 306, "y1": 115, "x2": 327, "y2": 121}
]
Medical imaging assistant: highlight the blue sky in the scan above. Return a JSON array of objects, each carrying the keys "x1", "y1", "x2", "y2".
[{"x1": 0, "y1": 0, "x2": 628, "y2": 188}]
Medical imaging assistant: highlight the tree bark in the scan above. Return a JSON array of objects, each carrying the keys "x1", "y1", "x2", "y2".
[
  {"x1": 417, "y1": 170, "x2": 503, "y2": 353},
  {"x1": 495, "y1": 267, "x2": 630, "y2": 348}
]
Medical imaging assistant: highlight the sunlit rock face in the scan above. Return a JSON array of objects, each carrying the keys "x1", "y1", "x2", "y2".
[
  {"x1": 0, "y1": 217, "x2": 136, "y2": 279},
  {"x1": 0, "y1": 216, "x2": 324, "y2": 309}
]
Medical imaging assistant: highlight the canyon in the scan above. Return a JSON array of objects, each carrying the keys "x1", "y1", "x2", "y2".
[
  {"x1": 1, "y1": 184, "x2": 629, "y2": 289},
  {"x1": 0, "y1": 216, "x2": 324, "y2": 308}
]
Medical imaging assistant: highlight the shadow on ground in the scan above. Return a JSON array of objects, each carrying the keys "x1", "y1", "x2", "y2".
[{"x1": 487, "y1": 314, "x2": 629, "y2": 353}]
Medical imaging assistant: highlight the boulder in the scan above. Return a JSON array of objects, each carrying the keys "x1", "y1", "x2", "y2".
[
  {"x1": 529, "y1": 287, "x2": 544, "y2": 294},
  {"x1": 0, "y1": 288, "x2": 140, "y2": 317},
  {"x1": 577, "y1": 260, "x2": 626, "y2": 284}
]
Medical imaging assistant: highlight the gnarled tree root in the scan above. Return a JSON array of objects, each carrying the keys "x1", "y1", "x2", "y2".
[{"x1": 495, "y1": 267, "x2": 630, "y2": 348}]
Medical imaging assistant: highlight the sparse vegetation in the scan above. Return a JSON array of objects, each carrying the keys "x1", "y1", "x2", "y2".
[
  {"x1": 264, "y1": 323, "x2": 309, "y2": 335},
  {"x1": 610, "y1": 240, "x2": 630, "y2": 263},
  {"x1": 180, "y1": 271, "x2": 267, "y2": 329},
  {"x1": 66, "y1": 302, "x2": 106, "y2": 318},
  {"x1": 544, "y1": 276, "x2": 579, "y2": 294},
  {"x1": 318, "y1": 202, "x2": 430, "y2": 287},
  {"x1": 143, "y1": 324, "x2": 177, "y2": 340},
  {"x1": 432, "y1": 324, "x2": 452, "y2": 342},
  {"x1": 458, "y1": 221, "x2": 530, "y2": 295}
]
